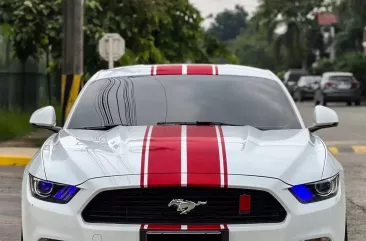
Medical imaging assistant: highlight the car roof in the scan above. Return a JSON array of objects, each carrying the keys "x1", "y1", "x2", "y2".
[
  {"x1": 92, "y1": 64, "x2": 280, "y2": 83},
  {"x1": 322, "y1": 72, "x2": 353, "y2": 77},
  {"x1": 286, "y1": 69, "x2": 308, "y2": 72},
  {"x1": 300, "y1": 75, "x2": 321, "y2": 78}
]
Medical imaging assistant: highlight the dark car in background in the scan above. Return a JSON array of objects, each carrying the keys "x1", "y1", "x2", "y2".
[
  {"x1": 283, "y1": 69, "x2": 309, "y2": 96},
  {"x1": 293, "y1": 75, "x2": 321, "y2": 102},
  {"x1": 314, "y1": 72, "x2": 361, "y2": 106}
]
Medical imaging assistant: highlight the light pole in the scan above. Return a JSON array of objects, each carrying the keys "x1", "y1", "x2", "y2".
[{"x1": 363, "y1": 26, "x2": 366, "y2": 53}]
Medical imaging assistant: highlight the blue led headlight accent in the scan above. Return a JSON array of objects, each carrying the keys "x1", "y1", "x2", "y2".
[
  {"x1": 54, "y1": 185, "x2": 79, "y2": 202},
  {"x1": 37, "y1": 180, "x2": 53, "y2": 195},
  {"x1": 290, "y1": 184, "x2": 314, "y2": 202},
  {"x1": 29, "y1": 174, "x2": 80, "y2": 204},
  {"x1": 289, "y1": 174, "x2": 340, "y2": 204}
]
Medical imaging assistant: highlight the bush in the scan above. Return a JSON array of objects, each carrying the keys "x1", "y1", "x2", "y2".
[{"x1": 0, "y1": 109, "x2": 34, "y2": 142}]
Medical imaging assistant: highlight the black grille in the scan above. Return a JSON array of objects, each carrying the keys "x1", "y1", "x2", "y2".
[{"x1": 81, "y1": 187, "x2": 287, "y2": 224}]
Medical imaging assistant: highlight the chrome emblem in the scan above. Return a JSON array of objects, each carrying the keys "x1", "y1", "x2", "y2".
[{"x1": 168, "y1": 199, "x2": 207, "y2": 214}]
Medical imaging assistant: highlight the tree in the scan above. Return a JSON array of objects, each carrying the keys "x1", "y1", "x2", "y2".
[
  {"x1": 255, "y1": 0, "x2": 329, "y2": 70},
  {"x1": 0, "y1": 0, "x2": 236, "y2": 78},
  {"x1": 207, "y1": 5, "x2": 248, "y2": 42},
  {"x1": 230, "y1": 16, "x2": 277, "y2": 71},
  {"x1": 334, "y1": 0, "x2": 366, "y2": 55}
]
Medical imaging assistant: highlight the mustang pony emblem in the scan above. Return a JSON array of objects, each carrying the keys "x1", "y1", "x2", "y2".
[{"x1": 168, "y1": 199, "x2": 207, "y2": 214}]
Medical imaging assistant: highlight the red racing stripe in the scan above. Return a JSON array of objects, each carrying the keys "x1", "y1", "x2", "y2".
[
  {"x1": 140, "y1": 126, "x2": 151, "y2": 188},
  {"x1": 218, "y1": 126, "x2": 228, "y2": 187},
  {"x1": 215, "y1": 65, "x2": 219, "y2": 75},
  {"x1": 187, "y1": 64, "x2": 213, "y2": 75},
  {"x1": 186, "y1": 126, "x2": 221, "y2": 187},
  {"x1": 147, "y1": 126, "x2": 182, "y2": 187},
  {"x1": 187, "y1": 225, "x2": 222, "y2": 230},
  {"x1": 155, "y1": 64, "x2": 182, "y2": 75},
  {"x1": 147, "y1": 225, "x2": 181, "y2": 230}
]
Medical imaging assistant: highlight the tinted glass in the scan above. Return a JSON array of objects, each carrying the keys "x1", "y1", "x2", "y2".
[
  {"x1": 67, "y1": 75, "x2": 301, "y2": 130},
  {"x1": 299, "y1": 77, "x2": 320, "y2": 85},
  {"x1": 329, "y1": 75, "x2": 354, "y2": 82}
]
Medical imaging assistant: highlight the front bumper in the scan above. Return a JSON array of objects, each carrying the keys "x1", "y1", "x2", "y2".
[{"x1": 22, "y1": 175, "x2": 346, "y2": 241}]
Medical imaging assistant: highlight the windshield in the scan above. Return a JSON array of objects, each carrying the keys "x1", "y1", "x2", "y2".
[
  {"x1": 299, "y1": 76, "x2": 320, "y2": 85},
  {"x1": 329, "y1": 75, "x2": 354, "y2": 82},
  {"x1": 66, "y1": 75, "x2": 302, "y2": 130}
]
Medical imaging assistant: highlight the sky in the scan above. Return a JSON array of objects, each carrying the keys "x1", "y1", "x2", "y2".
[{"x1": 189, "y1": 0, "x2": 260, "y2": 27}]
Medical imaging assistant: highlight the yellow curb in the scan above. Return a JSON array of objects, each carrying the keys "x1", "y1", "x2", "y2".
[
  {"x1": 0, "y1": 156, "x2": 32, "y2": 166},
  {"x1": 328, "y1": 147, "x2": 339, "y2": 155},
  {"x1": 352, "y1": 146, "x2": 366, "y2": 153}
]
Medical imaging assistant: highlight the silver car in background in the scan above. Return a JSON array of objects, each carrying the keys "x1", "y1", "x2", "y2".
[
  {"x1": 314, "y1": 72, "x2": 361, "y2": 106},
  {"x1": 293, "y1": 75, "x2": 321, "y2": 102}
]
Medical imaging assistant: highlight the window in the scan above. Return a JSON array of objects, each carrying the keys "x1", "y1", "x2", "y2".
[{"x1": 67, "y1": 75, "x2": 302, "y2": 130}]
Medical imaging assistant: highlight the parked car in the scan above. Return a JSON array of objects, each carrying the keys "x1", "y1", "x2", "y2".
[
  {"x1": 283, "y1": 69, "x2": 309, "y2": 96},
  {"x1": 293, "y1": 75, "x2": 321, "y2": 102},
  {"x1": 22, "y1": 64, "x2": 347, "y2": 241},
  {"x1": 314, "y1": 72, "x2": 361, "y2": 106}
]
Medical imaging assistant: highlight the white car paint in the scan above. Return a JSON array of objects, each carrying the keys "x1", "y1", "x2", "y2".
[{"x1": 22, "y1": 64, "x2": 346, "y2": 241}]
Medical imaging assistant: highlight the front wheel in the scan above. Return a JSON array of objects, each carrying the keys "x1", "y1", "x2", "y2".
[{"x1": 355, "y1": 99, "x2": 361, "y2": 106}]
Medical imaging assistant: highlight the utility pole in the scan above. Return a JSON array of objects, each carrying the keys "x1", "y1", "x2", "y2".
[
  {"x1": 61, "y1": 0, "x2": 84, "y2": 125},
  {"x1": 363, "y1": 26, "x2": 366, "y2": 54},
  {"x1": 329, "y1": 25, "x2": 336, "y2": 61}
]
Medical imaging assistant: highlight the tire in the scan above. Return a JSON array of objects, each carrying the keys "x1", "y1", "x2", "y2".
[
  {"x1": 314, "y1": 91, "x2": 321, "y2": 106},
  {"x1": 347, "y1": 101, "x2": 352, "y2": 106},
  {"x1": 294, "y1": 91, "x2": 302, "y2": 102},
  {"x1": 321, "y1": 95, "x2": 327, "y2": 106},
  {"x1": 21, "y1": 229, "x2": 23, "y2": 241},
  {"x1": 345, "y1": 221, "x2": 348, "y2": 241},
  {"x1": 355, "y1": 100, "x2": 361, "y2": 106}
]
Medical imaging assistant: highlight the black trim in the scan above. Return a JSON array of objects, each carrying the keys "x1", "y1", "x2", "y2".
[
  {"x1": 140, "y1": 229, "x2": 229, "y2": 241},
  {"x1": 31, "y1": 124, "x2": 62, "y2": 133},
  {"x1": 308, "y1": 122, "x2": 338, "y2": 132}
]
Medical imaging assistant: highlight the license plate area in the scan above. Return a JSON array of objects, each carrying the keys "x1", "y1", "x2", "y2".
[{"x1": 140, "y1": 230, "x2": 229, "y2": 241}]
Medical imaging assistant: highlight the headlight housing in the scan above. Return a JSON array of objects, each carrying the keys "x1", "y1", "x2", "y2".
[
  {"x1": 29, "y1": 174, "x2": 80, "y2": 204},
  {"x1": 289, "y1": 174, "x2": 339, "y2": 204}
]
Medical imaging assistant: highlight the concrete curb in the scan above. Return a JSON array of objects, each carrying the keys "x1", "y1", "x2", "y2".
[
  {"x1": 0, "y1": 145, "x2": 365, "y2": 166},
  {"x1": 328, "y1": 146, "x2": 366, "y2": 155},
  {"x1": 0, "y1": 156, "x2": 32, "y2": 166}
]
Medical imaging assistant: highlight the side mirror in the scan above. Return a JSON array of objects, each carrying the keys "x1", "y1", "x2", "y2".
[
  {"x1": 29, "y1": 106, "x2": 61, "y2": 133},
  {"x1": 308, "y1": 106, "x2": 338, "y2": 132}
]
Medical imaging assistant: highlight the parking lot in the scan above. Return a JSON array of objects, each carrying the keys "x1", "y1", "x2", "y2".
[{"x1": 1, "y1": 101, "x2": 366, "y2": 240}]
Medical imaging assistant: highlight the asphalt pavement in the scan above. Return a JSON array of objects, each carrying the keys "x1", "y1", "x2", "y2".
[{"x1": 1, "y1": 102, "x2": 366, "y2": 241}]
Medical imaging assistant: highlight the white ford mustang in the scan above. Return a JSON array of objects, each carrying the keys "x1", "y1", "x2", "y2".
[{"x1": 22, "y1": 64, "x2": 346, "y2": 241}]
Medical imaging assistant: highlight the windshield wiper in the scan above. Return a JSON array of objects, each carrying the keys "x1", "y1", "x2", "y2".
[
  {"x1": 156, "y1": 121, "x2": 241, "y2": 126},
  {"x1": 73, "y1": 124, "x2": 129, "y2": 130}
]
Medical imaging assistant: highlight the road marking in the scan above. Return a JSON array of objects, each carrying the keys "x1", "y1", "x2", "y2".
[
  {"x1": 352, "y1": 146, "x2": 366, "y2": 153},
  {"x1": 329, "y1": 147, "x2": 339, "y2": 155}
]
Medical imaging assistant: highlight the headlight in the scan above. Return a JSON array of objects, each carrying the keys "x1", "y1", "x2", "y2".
[
  {"x1": 29, "y1": 174, "x2": 80, "y2": 204},
  {"x1": 289, "y1": 174, "x2": 339, "y2": 204}
]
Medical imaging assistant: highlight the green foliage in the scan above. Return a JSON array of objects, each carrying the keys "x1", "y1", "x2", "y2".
[
  {"x1": 334, "y1": 0, "x2": 366, "y2": 54},
  {"x1": 256, "y1": 0, "x2": 329, "y2": 70},
  {"x1": 0, "y1": 0, "x2": 61, "y2": 62},
  {"x1": 0, "y1": 109, "x2": 33, "y2": 141},
  {"x1": 207, "y1": 5, "x2": 248, "y2": 42},
  {"x1": 230, "y1": 17, "x2": 277, "y2": 70},
  {"x1": 0, "y1": 0, "x2": 234, "y2": 76}
]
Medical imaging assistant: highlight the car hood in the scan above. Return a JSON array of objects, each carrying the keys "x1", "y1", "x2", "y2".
[{"x1": 40, "y1": 126, "x2": 327, "y2": 186}]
